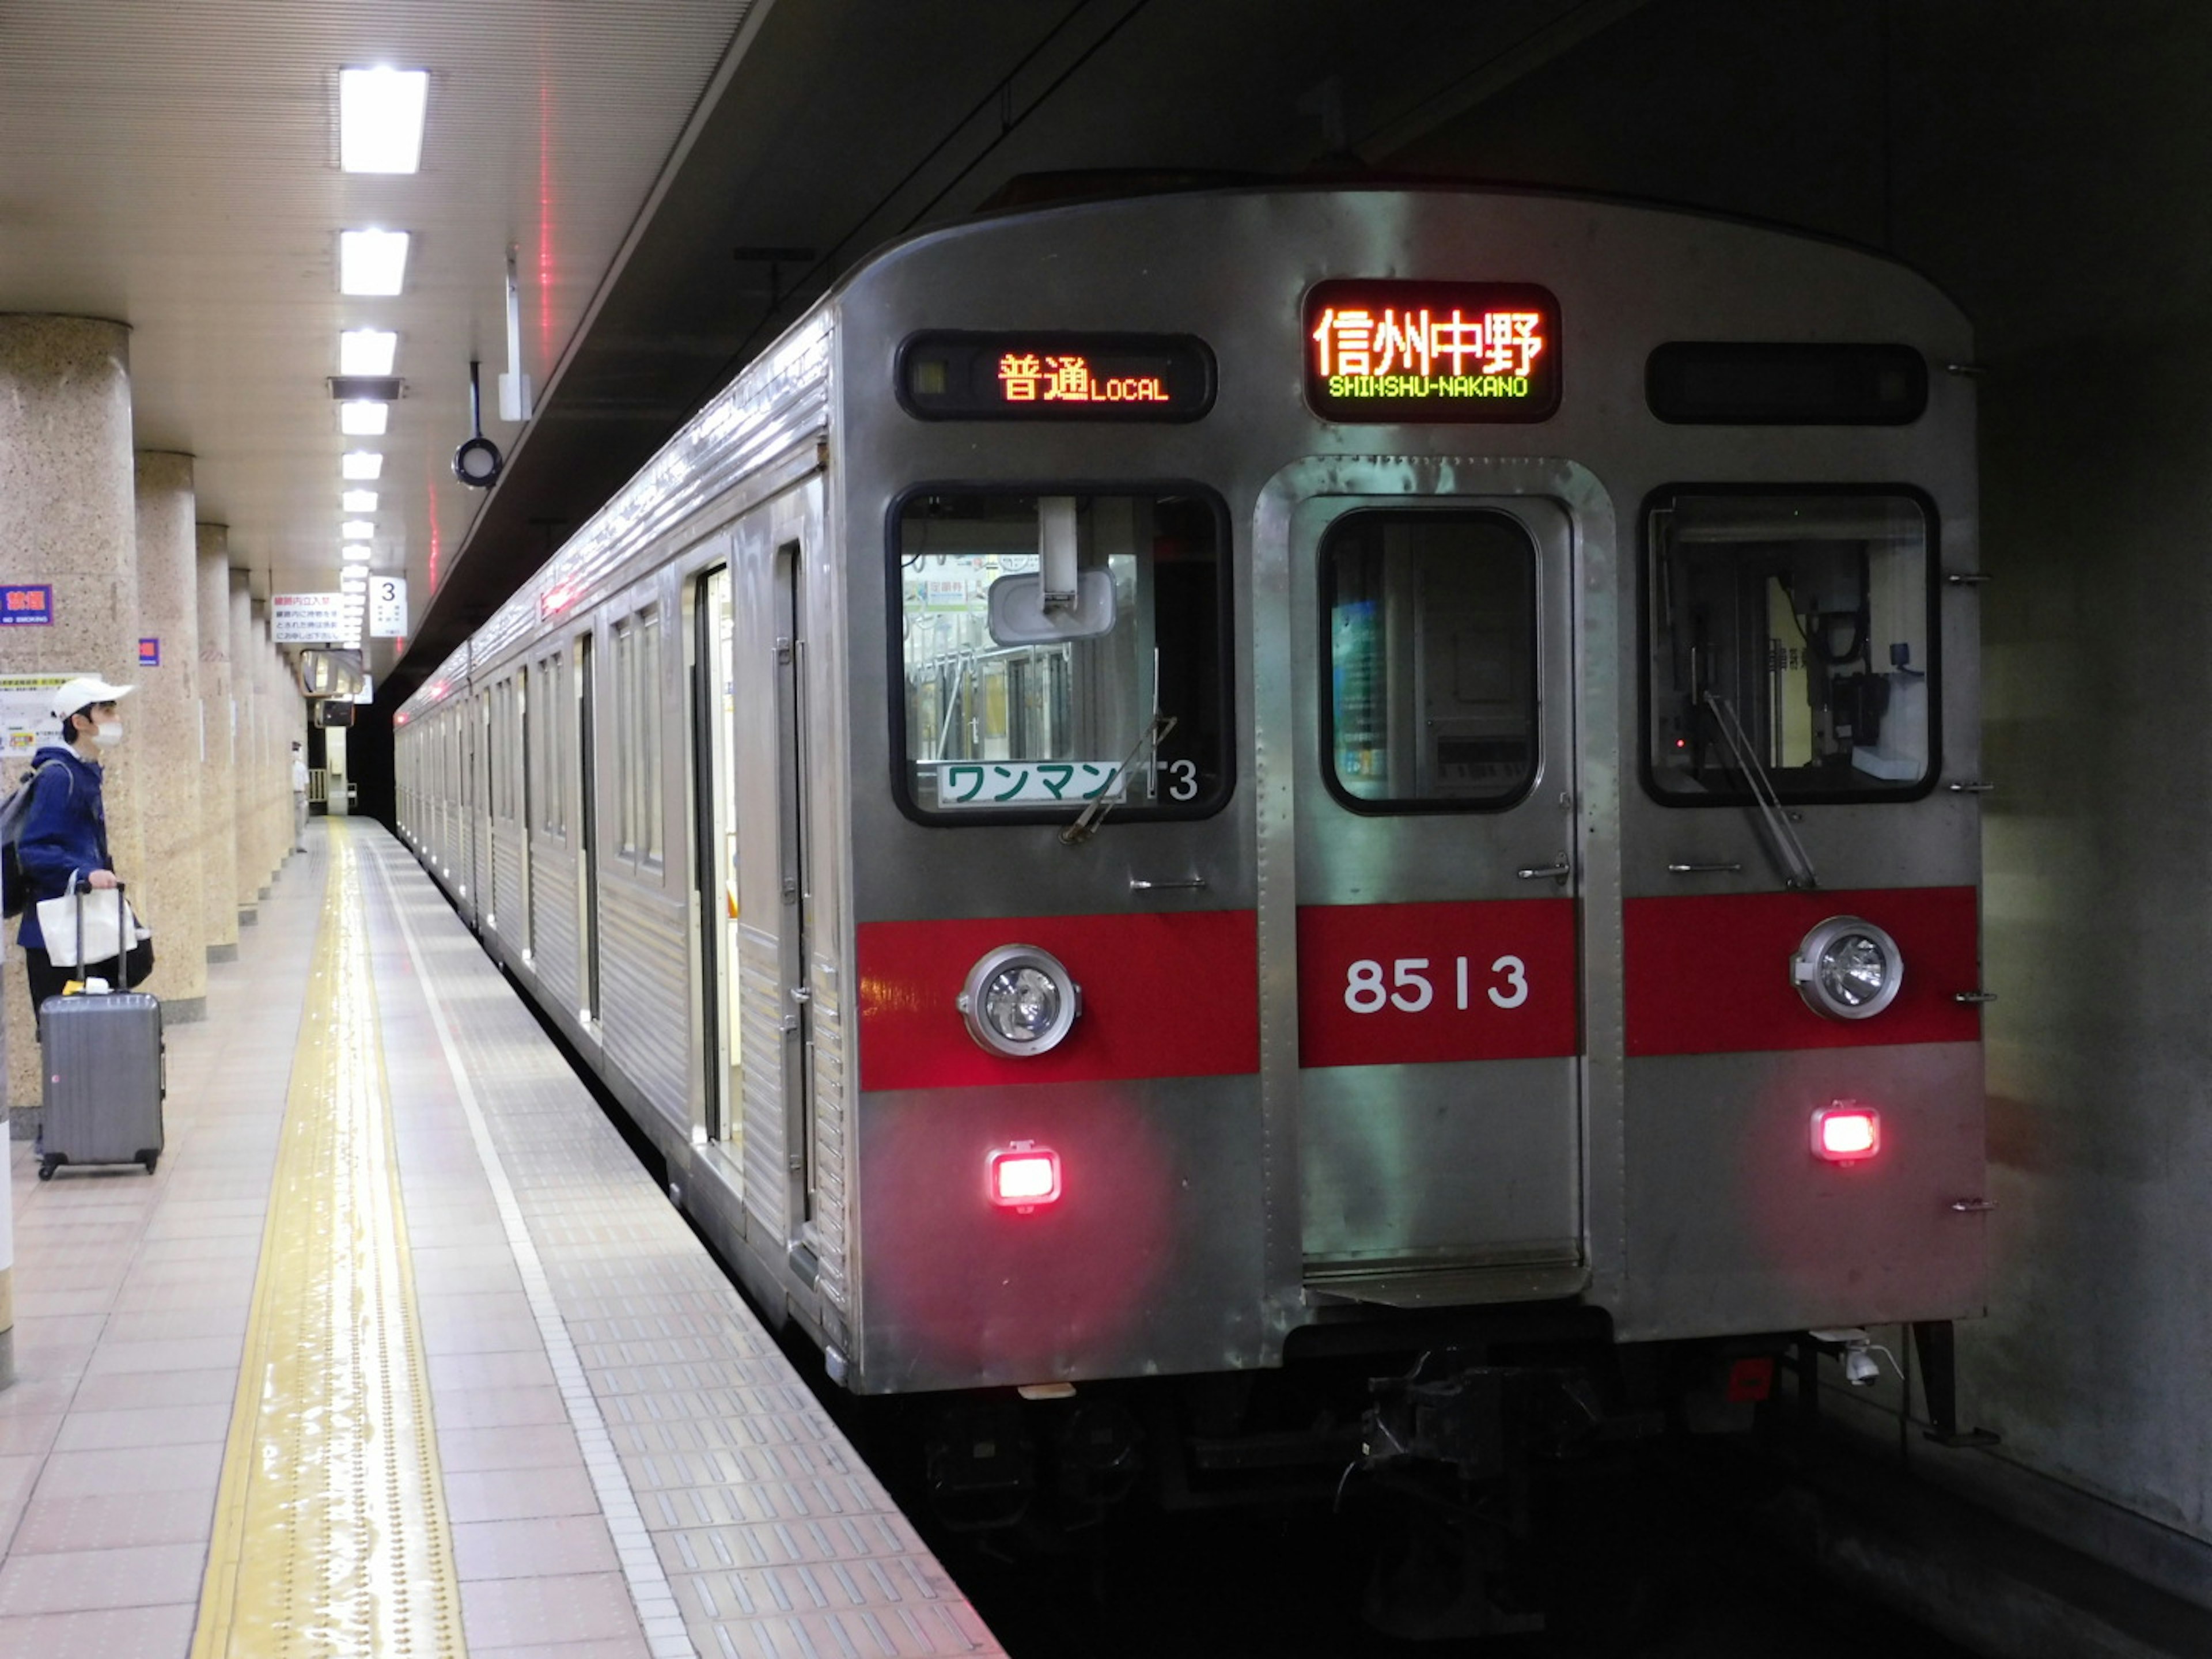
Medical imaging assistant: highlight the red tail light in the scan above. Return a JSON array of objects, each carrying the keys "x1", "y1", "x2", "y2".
[
  {"x1": 1812, "y1": 1104, "x2": 1881, "y2": 1162},
  {"x1": 987, "y1": 1141, "x2": 1061, "y2": 1209}
]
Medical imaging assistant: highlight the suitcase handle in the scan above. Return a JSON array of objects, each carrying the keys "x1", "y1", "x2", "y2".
[{"x1": 67, "y1": 873, "x2": 131, "y2": 984}]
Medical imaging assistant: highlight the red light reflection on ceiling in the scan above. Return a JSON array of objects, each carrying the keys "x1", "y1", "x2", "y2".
[
  {"x1": 537, "y1": 74, "x2": 556, "y2": 374},
  {"x1": 426, "y1": 474, "x2": 443, "y2": 592}
]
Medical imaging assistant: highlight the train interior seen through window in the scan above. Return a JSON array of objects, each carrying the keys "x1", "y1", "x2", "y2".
[
  {"x1": 1649, "y1": 491, "x2": 1933, "y2": 800},
  {"x1": 1325, "y1": 509, "x2": 1539, "y2": 809},
  {"x1": 897, "y1": 491, "x2": 1225, "y2": 816}
]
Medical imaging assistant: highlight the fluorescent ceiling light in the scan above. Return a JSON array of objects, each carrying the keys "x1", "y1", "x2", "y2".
[
  {"x1": 339, "y1": 229, "x2": 410, "y2": 296},
  {"x1": 341, "y1": 451, "x2": 383, "y2": 480},
  {"x1": 341, "y1": 519, "x2": 375, "y2": 540},
  {"x1": 342, "y1": 548, "x2": 373, "y2": 564},
  {"x1": 339, "y1": 402, "x2": 388, "y2": 436},
  {"x1": 341, "y1": 490, "x2": 378, "y2": 513},
  {"x1": 340, "y1": 67, "x2": 429, "y2": 174},
  {"x1": 339, "y1": 328, "x2": 398, "y2": 376}
]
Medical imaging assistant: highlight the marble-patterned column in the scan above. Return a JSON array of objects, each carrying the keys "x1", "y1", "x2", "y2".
[
  {"x1": 132, "y1": 451, "x2": 207, "y2": 1022},
  {"x1": 196, "y1": 527, "x2": 239, "y2": 963},
  {"x1": 0, "y1": 315, "x2": 142, "y2": 1122},
  {"x1": 229, "y1": 572, "x2": 259, "y2": 927}
]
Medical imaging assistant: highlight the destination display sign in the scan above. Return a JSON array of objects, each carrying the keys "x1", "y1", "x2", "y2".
[
  {"x1": 1304, "y1": 281, "x2": 1560, "y2": 423},
  {"x1": 898, "y1": 332, "x2": 1214, "y2": 422}
]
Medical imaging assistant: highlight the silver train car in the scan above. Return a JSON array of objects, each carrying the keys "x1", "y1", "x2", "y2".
[{"x1": 396, "y1": 184, "x2": 1985, "y2": 1505}]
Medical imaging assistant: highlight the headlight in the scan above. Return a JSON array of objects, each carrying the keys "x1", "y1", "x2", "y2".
[
  {"x1": 958, "y1": 944, "x2": 1082, "y2": 1057},
  {"x1": 1790, "y1": 916, "x2": 1903, "y2": 1021}
]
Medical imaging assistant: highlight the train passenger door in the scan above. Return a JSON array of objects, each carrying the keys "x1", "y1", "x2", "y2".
[
  {"x1": 1292, "y1": 497, "x2": 1585, "y2": 1303},
  {"x1": 691, "y1": 565, "x2": 741, "y2": 1146},
  {"x1": 770, "y1": 538, "x2": 817, "y2": 1235},
  {"x1": 575, "y1": 631, "x2": 602, "y2": 1028},
  {"x1": 514, "y1": 666, "x2": 533, "y2": 961},
  {"x1": 728, "y1": 486, "x2": 826, "y2": 1272}
]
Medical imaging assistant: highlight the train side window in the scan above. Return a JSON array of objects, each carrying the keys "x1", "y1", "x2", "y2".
[
  {"x1": 894, "y1": 489, "x2": 1229, "y2": 823},
  {"x1": 1646, "y1": 490, "x2": 1936, "y2": 803},
  {"x1": 1320, "y1": 510, "x2": 1538, "y2": 811}
]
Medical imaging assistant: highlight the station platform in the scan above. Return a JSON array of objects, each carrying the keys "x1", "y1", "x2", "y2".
[{"x1": 0, "y1": 821, "x2": 1001, "y2": 1659}]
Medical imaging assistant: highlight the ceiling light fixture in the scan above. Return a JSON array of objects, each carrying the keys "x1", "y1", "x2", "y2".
[
  {"x1": 340, "y1": 520, "x2": 375, "y2": 540},
  {"x1": 341, "y1": 490, "x2": 378, "y2": 513},
  {"x1": 339, "y1": 401, "x2": 388, "y2": 435},
  {"x1": 339, "y1": 229, "x2": 410, "y2": 296},
  {"x1": 339, "y1": 67, "x2": 429, "y2": 175},
  {"x1": 339, "y1": 328, "x2": 398, "y2": 376},
  {"x1": 341, "y1": 451, "x2": 383, "y2": 480}
]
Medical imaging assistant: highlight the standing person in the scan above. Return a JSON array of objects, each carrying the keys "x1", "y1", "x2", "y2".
[
  {"x1": 291, "y1": 740, "x2": 310, "y2": 851},
  {"x1": 14, "y1": 677, "x2": 151, "y2": 1025}
]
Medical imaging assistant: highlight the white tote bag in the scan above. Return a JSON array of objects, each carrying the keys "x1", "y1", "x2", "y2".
[{"x1": 35, "y1": 884, "x2": 141, "y2": 970}]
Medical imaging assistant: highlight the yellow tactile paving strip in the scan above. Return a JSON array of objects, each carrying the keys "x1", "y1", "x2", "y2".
[{"x1": 190, "y1": 834, "x2": 467, "y2": 1659}]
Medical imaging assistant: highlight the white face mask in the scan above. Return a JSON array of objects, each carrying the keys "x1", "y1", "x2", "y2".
[{"x1": 92, "y1": 720, "x2": 123, "y2": 748}]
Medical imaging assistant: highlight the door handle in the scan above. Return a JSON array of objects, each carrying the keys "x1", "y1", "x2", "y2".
[
  {"x1": 1666, "y1": 861, "x2": 1744, "y2": 875},
  {"x1": 1516, "y1": 859, "x2": 1571, "y2": 882}
]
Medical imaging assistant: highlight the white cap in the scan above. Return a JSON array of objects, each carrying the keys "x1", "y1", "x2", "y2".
[{"x1": 48, "y1": 676, "x2": 135, "y2": 719}]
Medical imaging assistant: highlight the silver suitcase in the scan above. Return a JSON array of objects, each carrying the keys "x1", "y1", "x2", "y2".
[{"x1": 37, "y1": 885, "x2": 164, "y2": 1179}]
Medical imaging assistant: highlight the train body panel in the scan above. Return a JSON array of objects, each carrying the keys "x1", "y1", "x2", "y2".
[{"x1": 396, "y1": 185, "x2": 1983, "y2": 1414}]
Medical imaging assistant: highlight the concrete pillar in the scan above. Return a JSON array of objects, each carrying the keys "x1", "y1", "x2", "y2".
[
  {"x1": 131, "y1": 452, "x2": 207, "y2": 1023},
  {"x1": 228, "y1": 572, "x2": 259, "y2": 927},
  {"x1": 196, "y1": 527, "x2": 239, "y2": 963},
  {"x1": 0, "y1": 315, "x2": 142, "y2": 1123}
]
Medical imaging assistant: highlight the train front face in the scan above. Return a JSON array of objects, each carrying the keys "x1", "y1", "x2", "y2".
[{"x1": 833, "y1": 187, "x2": 1984, "y2": 1397}]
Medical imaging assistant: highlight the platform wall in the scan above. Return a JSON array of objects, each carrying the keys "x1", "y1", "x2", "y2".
[{"x1": 1391, "y1": 0, "x2": 2212, "y2": 1592}]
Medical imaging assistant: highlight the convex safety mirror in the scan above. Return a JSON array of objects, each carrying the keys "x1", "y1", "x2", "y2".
[{"x1": 987, "y1": 496, "x2": 1118, "y2": 644}]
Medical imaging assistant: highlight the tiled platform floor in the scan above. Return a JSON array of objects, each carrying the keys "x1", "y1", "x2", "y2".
[{"x1": 1, "y1": 820, "x2": 1001, "y2": 1658}]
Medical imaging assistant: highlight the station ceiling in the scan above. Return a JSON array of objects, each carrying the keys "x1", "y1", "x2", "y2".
[{"x1": 0, "y1": 0, "x2": 1649, "y2": 700}]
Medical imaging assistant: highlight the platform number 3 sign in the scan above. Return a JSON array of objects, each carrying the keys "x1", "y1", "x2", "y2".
[{"x1": 369, "y1": 576, "x2": 408, "y2": 638}]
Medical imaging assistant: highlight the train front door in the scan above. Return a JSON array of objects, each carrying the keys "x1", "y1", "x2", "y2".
[{"x1": 1290, "y1": 494, "x2": 1586, "y2": 1302}]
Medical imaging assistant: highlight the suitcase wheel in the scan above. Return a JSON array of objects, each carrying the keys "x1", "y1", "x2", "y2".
[
  {"x1": 139, "y1": 1150, "x2": 160, "y2": 1175},
  {"x1": 37, "y1": 1155, "x2": 59, "y2": 1181}
]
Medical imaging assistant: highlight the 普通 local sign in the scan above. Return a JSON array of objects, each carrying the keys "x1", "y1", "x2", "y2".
[{"x1": 271, "y1": 593, "x2": 351, "y2": 645}]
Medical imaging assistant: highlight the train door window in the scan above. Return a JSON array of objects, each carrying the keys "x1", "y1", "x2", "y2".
[
  {"x1": 1320, "y1": 510, "x2": 1538, "y2": 810},
  {"x1": 537, "y1": 650, "x2": 566, "y2": 839},
  {"x1": 611, "y1": 607, "x2": 666, "y2": 868},
  {"x1": 613, "y1": 618, "x2": 638, "y2": 857},
  {"x1": 1646, "y1": 491, "x2": 1936, "y2": 802},
  {"x1": 895, "y1": 490, "x2": 1229, "y2": 821},
  {"x1": 639, "y1": 606, "x2": 664, "y2": 864}
]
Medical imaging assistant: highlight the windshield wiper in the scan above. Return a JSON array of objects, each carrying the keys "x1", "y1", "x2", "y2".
[
  {"x1": 1700, "y1": 691, "x2": 1819, "y2": 889},
  {"x1": 1060, "y1": 713, "x2": 1177, "y2": 846}
]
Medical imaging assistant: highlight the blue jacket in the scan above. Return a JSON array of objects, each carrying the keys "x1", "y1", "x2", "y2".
[{"x1": 14, "y1": 744, "x2": 113, "y2": 950}]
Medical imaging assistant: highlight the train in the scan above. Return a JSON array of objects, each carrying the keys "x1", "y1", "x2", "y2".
[{"x1": 395, "y1": 181, "x2": 1987, "y2": 1577}]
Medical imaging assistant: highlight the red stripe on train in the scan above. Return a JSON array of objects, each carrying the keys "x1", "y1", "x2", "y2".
[
  {"x1": 857, "y1": 910, "x2": 1258, "y2": 1092},
  {"x1": 1297, "y1": 897, "x2": 1579, "y2": 1069},
  {"x1": 1623, "y1": 887, "x2": 1980, "y2": 1057}
]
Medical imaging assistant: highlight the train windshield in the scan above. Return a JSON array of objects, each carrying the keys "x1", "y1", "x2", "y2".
[
  {"x1": 897, "y1": 491, "x2": 1227, "y2": 820},
  {"x1": 1648, "y1": 491, "x2": 1935, "y2": 802}
]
